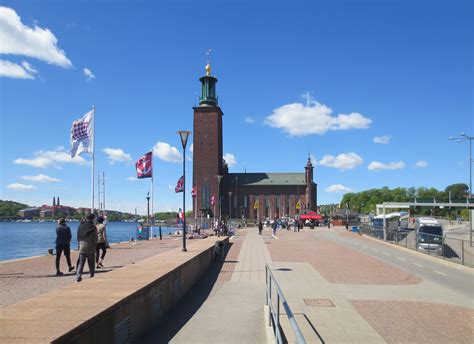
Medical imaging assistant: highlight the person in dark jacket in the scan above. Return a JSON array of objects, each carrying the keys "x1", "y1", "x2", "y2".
[
  {"x1": 258, "y1": 221, "x2": 263, "y2": 235},
  {"x1": 76, "y1": 213, "x2": 98, "y2": 283},
  {"x1": 55, "y1": 218, "x2": 74, "y2": 275}
]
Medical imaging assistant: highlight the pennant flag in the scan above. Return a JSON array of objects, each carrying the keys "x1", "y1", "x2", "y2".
[
  {"x1": 191, "y1": 186, "x2": 197, "y2": 197},
  {"x1": 175, "y1": 175, "x2": 184, "y2": 193},
  {"x1": 70, "y1": 110, "x2": 93, "y2": 158},
  {"x1": 296, "y1": 200, "x2": 301, "y2": 210},
  {"x1": 254, "y1": 199, "x2": 259, "y2": 209},
  {"x1": 211, "y1": 195, "x2": 215, "y2": 206},
  {"x1": 135, "y1": 152, "x2": 153, "y2": 179}
]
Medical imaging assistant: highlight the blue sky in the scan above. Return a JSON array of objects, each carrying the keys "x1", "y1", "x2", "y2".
[{"x1": 1, "y1": 0, "x2": 473, "y2": 214}]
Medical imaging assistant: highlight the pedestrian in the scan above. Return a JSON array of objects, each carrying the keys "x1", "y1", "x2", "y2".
[
  {"x1": 327, "y1": 218, "x2": 331, "y2": 229},
  {"x1": 76, "y1": 213, "x2": 98, "y2": 283},
  {"x1": 258, "y1": 220, "x2": 263, "y2": 235},
  {"x1": 272, "y1": 218, "x2": 278, "y2": 236},
  {"x1": 55, "y1": 218, "x2": 74, "y2": 275},
  {"x1": 96, "y1": 216, "x2": 108, "y2": 269}
]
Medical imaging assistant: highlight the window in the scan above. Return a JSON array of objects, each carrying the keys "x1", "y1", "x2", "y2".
[{"x1": 201, "y1": 184, "x2": 210, "y2": 209}]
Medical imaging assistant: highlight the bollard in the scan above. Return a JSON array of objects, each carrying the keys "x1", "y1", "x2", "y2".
[{"x1": 159, "y1": 226, "x2": 162, "y2": 240}]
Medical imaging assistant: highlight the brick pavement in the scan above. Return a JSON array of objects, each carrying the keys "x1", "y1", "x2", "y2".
[
  {"x1": 267, "y1": 229, "x2": 421, "y2": 284},
  {"x1": 0, "y1": 236, "x2": 181, "y2": 307}
]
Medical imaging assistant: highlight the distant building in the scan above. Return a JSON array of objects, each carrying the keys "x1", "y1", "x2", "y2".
[{"x1": 18, "y1": 207, "x2": 41, "y2": 219}]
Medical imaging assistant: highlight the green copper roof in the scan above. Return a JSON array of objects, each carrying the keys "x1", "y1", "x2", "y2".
[{"x1": 227, "y1": 173, "x2": 306, "y2": 186}]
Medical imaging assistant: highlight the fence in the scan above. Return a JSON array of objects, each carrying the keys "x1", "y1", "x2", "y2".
[
  {"x1": 265, "y1": 264, "x2": 306, "y2": 344},
  {"x1": 359, "y1": 224, "x2": 473, "y2": 267}
]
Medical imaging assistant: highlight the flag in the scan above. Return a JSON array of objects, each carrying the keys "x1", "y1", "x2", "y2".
[
  {"x1": 254, "y1": 199, "x2": 259, "y2": 209},
  {"x1": 211, "y1": 195, "x2": 215, "y2": 206},
  {"x1": 296, "y1": 200, "x2": 301, "y2": 210},
  {"x1": 177, "y1": 208, "x2": 183, "y2": 224},
  {"x1": 191, "y1": 186, "x2": 197, "y2": 197},
  {"x1": 135, "y1": 152, "x2": 153, "y2": 179},
  {"x1": 175, "y1": 175, "x2": 184, "y2": 193},
  {"x1": 70, "y1": 110, "x2": 93, "y2": 158}
]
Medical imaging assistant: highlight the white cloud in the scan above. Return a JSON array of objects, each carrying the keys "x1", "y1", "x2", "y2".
[
  {"x1": 21, "y1": 61, "x2": 37, "y2": 74},
  {"x1": 21, "y1": 174, "x2": 61, "y2": 183},
  {"x1": 168, "y1": 185, "x2": 174, "y2": 190},
  {"x1": 245, "y1": 116, "x2": 256, "y2": 124},
  {"x1": 224, "y1": 153, "x2": 237, "y2": 167},
  {"x1": 0, "y1": 6, "x2": 72, "y2": 68},
  {"x1": 415, "y1": 160, "x2": 428, "y2": 168},
  {"x1": 83, "y1": 67, "x2": 95, "y2": 80},
  {"x1": 325, "y1": 184, "x2": 353, "y2": 193},
  {"x1": 373, "y1": 136, "x2": 390, "y2": 144},
  {"x1": 309, "y1": 154, "x2": 317, "y2": 165},
  {"x1": 189, "y1": 143, "x2": 193, "y2": 154},
  {"x1": 0, "y1": 59, "x2": 34, "y2": 79},
  {"x1": 152, "y1": 142, "x2": 182, "y2": 163},
  {"x1": 7, "y1": 183, "x2": 35, "y2": 191},
  {"x1": 265, "y1": 94, "x2": 371, "y2": 136},
  {"x1": 127, "y1": 176, "x2": 138, "y2": 181},
  {"x1": 368, "y1": 161, "x2": 405, "y2": 171},
  {"x1": 13, "y1": 148, "x2": 88, "y2": 168},
  {"x1": 318, "y1": 153, "x2": 363, "y2": 170},
  {"x1": 102, "y1": 148, "x2": 132, "y2": 164},
  {"x1": 187, "y1": 143, "x2": 193, "y2": 161}
]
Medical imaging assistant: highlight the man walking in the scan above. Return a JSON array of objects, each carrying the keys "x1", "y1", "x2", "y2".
[
  {"x1": 258, "y1": 220, "x2": 263, "y2": 235},
  {"x1": 76, "y1": 214, "x2": 98, "y2": 283},
  {"x1": 55, "y1": 218, "x2": 74, "y2": 275}
]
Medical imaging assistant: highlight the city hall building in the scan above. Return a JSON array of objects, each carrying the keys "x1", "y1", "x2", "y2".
[{"x1": 192, "y1": 62, "x2": 317, "y2": 221}]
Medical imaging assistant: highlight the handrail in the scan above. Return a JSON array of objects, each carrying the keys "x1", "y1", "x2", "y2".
[{"x1": 265, "y1": 264, "x2": 306, "y2": 344}]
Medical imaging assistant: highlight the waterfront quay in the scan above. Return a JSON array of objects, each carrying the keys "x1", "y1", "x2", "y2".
[{"x1": 1, "y1": 226, "x2": 473, "y2": 343}]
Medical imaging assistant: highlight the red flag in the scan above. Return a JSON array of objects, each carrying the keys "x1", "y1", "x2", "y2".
[
  {"x1": 191, "y1": 186, "x2": 197, "y2": 197},
  {"x1": 175, "y1": 175, "x2": 184, "y2": 193},
  {"x1": 136, "y1": 152, "x2": 153, "y2": 179},
  {"x1": 211, "y1": 195, "x2": 215, "y2": 205}
]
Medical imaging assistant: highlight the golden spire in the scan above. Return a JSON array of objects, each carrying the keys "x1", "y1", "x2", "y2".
[{"x1": 205, "y1": 48, "x2": 212, "y2": 76}]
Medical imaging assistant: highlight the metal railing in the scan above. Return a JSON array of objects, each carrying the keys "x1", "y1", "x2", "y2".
[
  {"x1": 359, "y1": 224, "x2": 473, "y2": 267},
  {"x1": 265, "y1": 264, "x2": 306, "y2": 344}
]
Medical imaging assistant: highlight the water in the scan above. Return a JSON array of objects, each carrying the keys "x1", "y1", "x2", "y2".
[{"x1": 0, "y1": 222, "x2": 175, "y2": 261}]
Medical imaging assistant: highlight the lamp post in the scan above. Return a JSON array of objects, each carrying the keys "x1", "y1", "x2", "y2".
[
  {"x1": 217, "y1": 175, "x2": 222, "y2": 224},
  {"x1": 178, "y1": 130, "x2": 191, "y2": 252},
  {"x1": 228, "y1": 191, "x2": 232, "y2": 220},
  {"x1": 449, "y1": 133, "x2": 473, "y2": 197},
  {"x1": 146, "y1": 192, "x2": 151, "y2": 223},
  {"x1": 235, "y1": 176, "x2": 238, "y2": 218}
]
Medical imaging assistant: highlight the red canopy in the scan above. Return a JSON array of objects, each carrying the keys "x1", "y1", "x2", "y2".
[{"x1": 299, "y1": 212, "x2": 322, "y2": 220}]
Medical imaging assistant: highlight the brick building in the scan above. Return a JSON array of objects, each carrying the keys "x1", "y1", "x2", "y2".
[{"x1": 192, "y1": 62, "x2": 317, "y2": 221}]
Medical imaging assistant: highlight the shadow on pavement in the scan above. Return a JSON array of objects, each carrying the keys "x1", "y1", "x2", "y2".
[{"x1": 140, "y1": 242, "x2": 234, "y2": 344}]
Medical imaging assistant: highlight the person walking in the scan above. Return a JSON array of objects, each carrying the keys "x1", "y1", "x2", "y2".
[
  {"x1": 258, "y1": 220, "x2": 263, "y2": 235},
  {"x1": 76, "y1": 214, "x2": 98, "y2": 283},
  {"x1": 55, "y1": 218, "x2": 74, "y2": 275},
  {"x1": 95, "y1": 216, "x2": 108, "y2": 269},
  {"x1": 272, "y1": 218, "x2": 278, "y2": 236}
]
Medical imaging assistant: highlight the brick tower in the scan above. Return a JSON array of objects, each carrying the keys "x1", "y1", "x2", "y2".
[{"x1": 192, "y1": 60, "x2": 224, "y2": 219}]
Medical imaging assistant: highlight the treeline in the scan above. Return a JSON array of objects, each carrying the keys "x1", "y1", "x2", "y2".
[
  {"x1": 339, "y1": 183, "x2": 471, "y2": 218},
  {"x1": 0, "y1": 200, "x2": 28, "y2": 220}
]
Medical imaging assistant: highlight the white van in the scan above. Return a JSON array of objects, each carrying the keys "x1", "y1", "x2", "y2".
[{"x1": 415, "y1": 217, "x2": 443, "y2": 253}]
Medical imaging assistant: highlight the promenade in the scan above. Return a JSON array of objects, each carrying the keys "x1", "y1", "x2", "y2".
[{"x1": 143, "y1": 225, "x2": 473, "y2": 343}]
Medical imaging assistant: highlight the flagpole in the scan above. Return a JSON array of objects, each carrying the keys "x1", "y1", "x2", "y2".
[
  {"x1": 91, "y1": 105, "x2": 96, "y2": 215},
  {"x1": 151, "y1": 171, "x2": 154, "y2": 238}
]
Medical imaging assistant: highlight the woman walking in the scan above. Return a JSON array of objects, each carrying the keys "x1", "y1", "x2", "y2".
[{"x1": 96, "y1": 216, "x2": 108, "y2": 268}]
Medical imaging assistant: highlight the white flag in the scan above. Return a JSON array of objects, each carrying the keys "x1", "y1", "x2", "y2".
[{"x1": 70, "y1": 110, "x2": 93, "y2": 158}]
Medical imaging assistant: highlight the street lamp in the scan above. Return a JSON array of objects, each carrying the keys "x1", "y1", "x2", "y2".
[
  {"x1": 178, "y1": 130, "x2": 191, "y2": 252},
  {"x1": 217, "y1": 175, "x2": 222, "y2": 223},
  {"x1": 146, "y1": 192, "x2": 151, "y2": 223},
  {"x1": 228, "y1": 191, "x2": 232, "y2": 220},
  {"x1": 449, "y1": 133, "x2": 473, "y2": 197}
]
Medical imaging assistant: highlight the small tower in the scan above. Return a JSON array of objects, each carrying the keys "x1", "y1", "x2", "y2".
[
  {"x1": 57, "y1": 196, "x2": 60, "y2": 206},
  {"x1": 53, "y1": 197, "x2": 56, "y2": 207},
  {"x1": 305, "y1": 157, "x2": 313, "y2": 184},
  {"x1": 199, "y1": 52, "x2": 218, "y2": 106},
  {"x1": 305, "y1": 157, "x2": 317, "y2": 210}
]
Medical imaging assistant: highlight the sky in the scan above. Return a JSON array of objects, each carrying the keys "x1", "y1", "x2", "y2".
[{"x1": 0, "y1": 0, "x2": 473, "y2": 214}]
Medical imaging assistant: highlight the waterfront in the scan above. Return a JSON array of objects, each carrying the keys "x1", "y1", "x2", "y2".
[{"x1": 0, "y1": 221, "x2": 175, "y2": 261}]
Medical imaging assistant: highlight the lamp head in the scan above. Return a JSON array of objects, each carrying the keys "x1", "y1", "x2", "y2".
[{"x1": 177, "y1": 131, "x2": 191, "y2": 149}]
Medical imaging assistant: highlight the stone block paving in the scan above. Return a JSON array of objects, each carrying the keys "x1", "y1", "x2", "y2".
[
  {"x1": 216, "y1": 231, "x2": 246, "y2": 282},
  {"x1": 351, "y1": 300, "x2": 474, "y2": 344},
  {"x1": 0, "y1": 237, "x2": 181, "y2": 307},
  {"x1": 267, "y1": 229, "x2": 421, "y2": 285}
]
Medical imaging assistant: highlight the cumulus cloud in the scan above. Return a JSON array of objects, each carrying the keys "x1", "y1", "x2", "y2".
[
  {"x1": 102, "y1": 148, "x2": 132, "y2": 164},
  {"x1": 265, "y1": 93, "x2": 371, "y2": 136},
  {"x1": 368, "y1": 161, "x2": 405, "y2": 171},
  {"x1": 309, "y1": 154, "x2": 317, "y2": 165},
  {"x1": 127, "y1": 176, "x2": 138, "y2": 181},
  {"x1": 318, "y1": 153, "x2": 363, "y2": 170},
  {"x1": 21, "y1": 174, "x2": 61, "y2": 183},
  {"x1": 13, "y1": 148, "x2": 88, "y2": 168},
  {"x1": 373, "y1": 136, "x2": 390, "y2": 144},
  {"x1": 83, "y1": 67, "x2": 95, "y2": 80},
  {"x1": 325, "y1": 184, "x2": 353, "y2": 193},
  {"x1": 0, "y1": 6, "x2": 72, "y2": 68},
  {"x1": 244, "y1": 116, "x2": 255, "y2": 124},
  {"x1": 0, "y1": 59, "x2": 34, "y2": 79},
  {"x1": 415, "y1": 160, "x2": 428, "y2": 168},
  {"x1": 224, "y1": 153, "x2": 237, "y2": 167},
  {"x1": 152, "y1": 142, "x2": 182, "y2": 163},
  {"x1": 7, "y1": 183, "x2": 35, "y2": 191}
]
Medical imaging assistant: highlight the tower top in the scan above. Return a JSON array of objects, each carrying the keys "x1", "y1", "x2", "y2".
[{"x1": 199, "y1": 49, "x2": 218, "y2": 106}]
